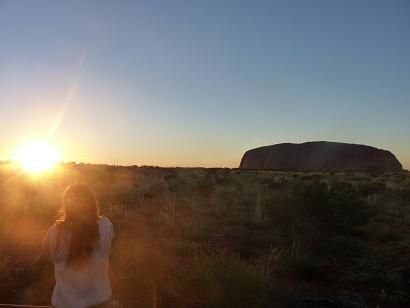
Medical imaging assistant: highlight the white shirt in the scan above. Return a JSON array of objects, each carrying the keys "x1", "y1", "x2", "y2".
[{"x1": 42, "y1": 217, "x2": 115, "y2": 308}]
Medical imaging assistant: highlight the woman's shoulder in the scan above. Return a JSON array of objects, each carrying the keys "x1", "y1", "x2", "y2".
[
  {"x1": 98, "y1": 216, "x2": 113, "y2": 225},
  {"x1": 97, "y1": 216, "x2": 115, "y2": 241},
  {"x1": 45, "y1": 222, "x2": 60, "y2": 237},
  {"x1": 42, "y1": 222, "x2": 60, "y2": 250},
  {"x1": 98, "y1": 216, "x2": 114, "y2": 231}
]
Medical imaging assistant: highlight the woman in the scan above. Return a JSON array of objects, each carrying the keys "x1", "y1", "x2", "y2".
[{"x1": 42, "y1": 183, "x2": 115, "y2": 308}]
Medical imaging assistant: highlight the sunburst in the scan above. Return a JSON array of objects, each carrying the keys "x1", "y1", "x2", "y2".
[{"x1": 14, "y1": 141, "x2": 60, "y2": 173}]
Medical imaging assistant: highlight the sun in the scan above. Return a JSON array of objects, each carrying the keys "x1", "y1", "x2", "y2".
[{"x1": 14, "y1": 141, "x2": 60, "y2": 173}]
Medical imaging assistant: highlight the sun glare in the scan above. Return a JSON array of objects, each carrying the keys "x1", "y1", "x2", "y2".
[{"x1": 14, "y1": 142, "x2": 60, "y2": 173}]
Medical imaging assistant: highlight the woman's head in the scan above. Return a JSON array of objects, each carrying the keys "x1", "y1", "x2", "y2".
[
  {"x1": 57, "y1": 183, "x2": 101, "y2": 266},
  {"x1": 62, "y1": 183, "x2": 100, "y2": 224}
]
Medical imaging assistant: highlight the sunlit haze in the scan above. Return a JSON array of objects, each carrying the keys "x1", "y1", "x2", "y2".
[
  {"x1": 13, "y1": 141, "x2": 60, "y2": 173},
  {"x1": 0, "y1": 1, "x2": 409, "y2": 169}
]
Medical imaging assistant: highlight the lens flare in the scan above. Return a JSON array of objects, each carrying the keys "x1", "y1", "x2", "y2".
[{"x1": 14, "y1": 141, "x2": 60, "y2": 173}]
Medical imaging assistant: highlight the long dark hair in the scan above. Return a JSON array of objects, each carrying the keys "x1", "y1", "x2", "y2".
[{"x1": 56, "y1": 183, "x2": 100, "y2": 266}]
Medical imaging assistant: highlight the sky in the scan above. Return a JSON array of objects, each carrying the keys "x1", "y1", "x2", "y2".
[{"x1": 0, "y1": 0, "x2": 409, "y2": 168}]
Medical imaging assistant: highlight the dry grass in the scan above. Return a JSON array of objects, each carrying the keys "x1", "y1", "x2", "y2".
[{"x1": 0, "y1": 163, "x2": 409, "y2": 307}]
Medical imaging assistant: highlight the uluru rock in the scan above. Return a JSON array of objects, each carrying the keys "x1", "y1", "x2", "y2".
[{"x1": 239, "y1": 141, "x2": 403, "y2": 172}]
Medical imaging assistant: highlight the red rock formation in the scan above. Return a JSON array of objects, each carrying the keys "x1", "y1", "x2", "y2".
[{"x1": 239, "y1": 141, "x2": 402, "y2": 172}]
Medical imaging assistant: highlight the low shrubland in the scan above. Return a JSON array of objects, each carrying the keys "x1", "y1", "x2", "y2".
[{"x1": 0, "y1": 163, "x2": 409, "y2": 307}]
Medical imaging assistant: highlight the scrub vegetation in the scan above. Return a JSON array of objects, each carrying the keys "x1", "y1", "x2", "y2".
[{"x1": 0, "y1": 163, "x2": 409, "y2": 307}]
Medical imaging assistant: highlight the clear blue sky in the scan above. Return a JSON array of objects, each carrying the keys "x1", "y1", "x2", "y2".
[{"x1": 0, "y1": 0, "x2": 409, "y2": 168}]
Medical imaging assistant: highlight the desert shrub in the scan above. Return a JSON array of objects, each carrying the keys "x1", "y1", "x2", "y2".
[
  {"x1": 170, "y1": 244, "x2": 272, "y2": 308},
  {"x1": 167, "y1": 169, "x2": 204, "y2": 193},
  {"x1": 101, "y1": 201, "x2": 131, "y2": 230},
  {"x1": 179, "y1": 214, "x2": 207, "y2": 236},
  {"x1": 379, "y1": 290, "x2": 410, "y2": 306},
  {"x1": 262, "y1": 179, "x2": 373, "y2": 284},
  {"x1": 346, "y1": 174, "x2": 369, "y2": 182},
  {"x1": 0, "y1": 166, "x2": 408, "y2": 306},
  {"x1": 214, "y1": 173, "x2": 236, "y2": 186},
  {"x1": 134, "y1": 174, "x2": 169, "y2": 199},
  {"x1": 357, "y1": 181, "x2": 386, "y2": 196},
  {"x1": 299, "y1": 181, "x2": 369, "y2": 234},
  {"x1": 392, "y1": 187, "x2": 410, "y2": 203},
  {"x1": 284, "y1": 255, "x2": 330, "y2": 282},
  {"x1": 110, "y1": 238, "x2": 166, "y2": 308},
  {"x1": 0, "y1": 238, "x2": 19, "y2": 301},
  {"x1": 195, "y1": 181, "x2": 215, "y2": 197},
  {"x1": 163, "y1": 171, "x2": 180, "y2": 193},
  {"x1": 153, "y1": 200, "x2": 178, "y2": 232},
  {"x1": 370, "y1": 222, "x2": 401, "y2": 242},
  {"x1": 322, "y1": 181, "x2": 371, "y2": 234}
]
